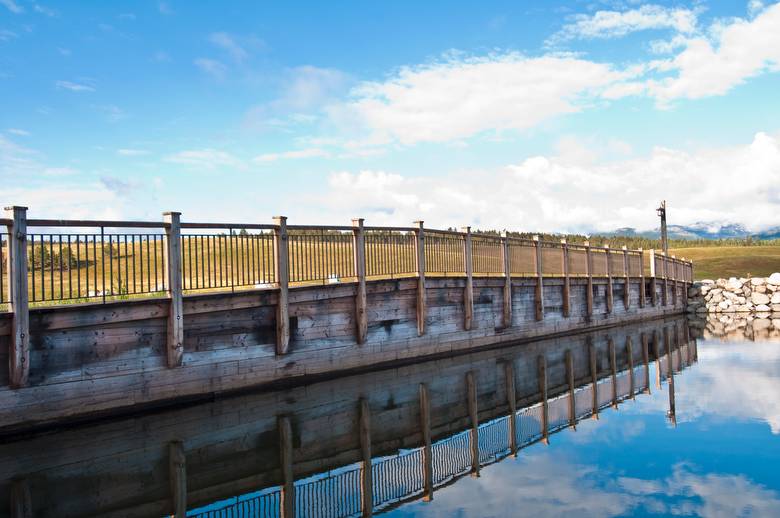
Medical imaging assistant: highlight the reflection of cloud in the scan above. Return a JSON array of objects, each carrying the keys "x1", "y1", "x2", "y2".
[
  {"x1": 390, "y1": 454, "x2": 780, "y2": 518},
  {"x1": 630, "y1": 340, "x2": 780, "y2": 434},
  {"x1": 620, "y1": 463, "x2": 780, "y2": 518}
]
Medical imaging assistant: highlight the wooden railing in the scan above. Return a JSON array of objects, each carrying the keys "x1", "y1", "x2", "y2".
[{"x1": 0, "y1": 206, "x2": 694, "y2": 387}]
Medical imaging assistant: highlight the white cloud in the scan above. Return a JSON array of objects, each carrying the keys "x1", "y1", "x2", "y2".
[
  {"x1": 6, "y1": 128, "x2": 29, "y2": 136},
  {"x1": 0, "y1": 0, "x2": 22, "y2": 14},
  {"x1": 158, "y1": 2, "x2": 173, "y2": 15},
  {"x1": 117, "y1": 148, "x2": 149, "y2": 156},
  {"x1": 305, "y1": 131, "x2": 780, "y2": 232},
  {"x1": 164, "y1": 148, "x2": 244, "y2": 170},
  {"x1": 548, "y1": 4, "x2": 699, "y2": 44},
  {"x1": 646, "y1": 3, "x2": 780, "y2": 103},
  {"x1": 33, "y1": 3, "x2": 55, "y2": 16},
  {"x1": 254, "y1": 148, "x2": 330, "y2": 162},
  {"x1": 0, "y1": 29, "x2": 17, "y2": 42},
  {"x1": 95, "y1": 104, "x2": 125, "y2": 122},
  {"x1": 343, "y1": 53, "x2": 633, "y2": 146},
  {"x1": 55, "y1": 80, "x2": 95, "y2": 92},
  {"x1": 209, "y1": 32, "x2": 248, "y2": 62},
  {"x1": 194, "y1": 58, "x2": 227, "y2": 79}
]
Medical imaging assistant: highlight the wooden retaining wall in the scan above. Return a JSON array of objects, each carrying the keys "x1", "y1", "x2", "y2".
[
  {"x1": 0, "y1": 317, "x2": 693, "y2": 518},
  {"x1": 0, "y1": 273, "x2": 687, "y2": 433}
]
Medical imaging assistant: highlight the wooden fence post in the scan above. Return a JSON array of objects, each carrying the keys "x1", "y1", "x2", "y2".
[
  {"x1": 462, "y1": 227, "x2": 473, "y2": 331},
  {"x1": 273, "y1": 216, "x2": 290, "y2": 355},
  {"x1": 604, "y1": 245, "x2": 613, "y2": 314},
  {"x1": 359, "y1": 398, "x2": 373, "y2": 517},
  {"x1": 352, "y1": 219, "x2": 368, "y2": 345},
  {"x1": 419, "y1": 383, "x2": 433, "y2": 501},
  {"x1": 561, "y1": 239, "x2": 570, "y2": 318},
  {"x1": 279, "y1": 416, "x2": 295, "y2": 518},
  {"x1": 466, "y1": 371, "x2": 480, "y2": 476},
  {"x1": 649, "y1": 249, "x2": 658, "y2": 306},
  {"x1": 5, "y1": 206, "x2": 29, "y2": 388},
  {"x1": 608, "y1": 337, "x2": 617, "y2": 408},
  {"x1": 585, "y1": 241, "x2": 594, "y2": 318},
  {"x1": 565, "y1": 350, "x2": 576, "y2": 428},
  {"x1": 622, "y1": 246, "x2": 630, "y2": 310},
  {"x1": 538, "y1": 355, "x2": 549, "y2": 444},
  {"x1": 163, "y1": 211, "x2": 183, "y2": 368},
  {"x1": 661, "y1": 252, "x2": 669, "y2": 306},
  {"x1": 501, "y1": 231, "x2": 512, "y2": 328},
  {"x1": 671, "y1": 256, "x2": 678, "y2": 306},
  {"x1": 168, "y1": 441, "x2": 187, "y2": 518},
  {"x1": 505, "y1": 362, "x2": 518, "y2": 456},
  {"x1": 589, "y1": 337, "x2": 599, "y2": 419},
  {"x1": 414, "y1": 221, "x2": 426, "y2": 336},
  {"x1": 533, "y1": 236, "x2": 544, "y2": 321},
  {"x1": 638, "y1": 248, "x2": 646, "y2": 308}
]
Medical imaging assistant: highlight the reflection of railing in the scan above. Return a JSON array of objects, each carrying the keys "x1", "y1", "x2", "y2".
[{"x1": 187, "y1": 341, "x2": 693, "y2": 518}]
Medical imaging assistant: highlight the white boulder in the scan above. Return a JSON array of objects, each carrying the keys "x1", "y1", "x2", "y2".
[
  {"x1": 768, "y1": 272, "x2": 780, "y2": 284},
  {"x1": 752, "y1": 292, "x2": 771, "y2": 305},
  {"x1": 755, "y1": 304, "x2": 771, "y2": 312},
  {"x1": 750, "y1": 277, "x2": 766, "y2": 286}
]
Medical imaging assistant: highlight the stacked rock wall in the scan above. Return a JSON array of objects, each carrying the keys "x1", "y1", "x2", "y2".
[{"x1": 687, "y1": 273, "x2": 780, "y2": 315}]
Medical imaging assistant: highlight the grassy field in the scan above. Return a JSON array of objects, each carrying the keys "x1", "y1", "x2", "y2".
[{"x1": 670, "y1": 245, "x2": 780, "y2": 280}]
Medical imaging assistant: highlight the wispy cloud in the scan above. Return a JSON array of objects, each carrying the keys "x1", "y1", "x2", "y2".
[
  {"x1": 547, "y1": 4, "x2": 699, "y2": 45},
  {"x1": 95, "y1": 104, "x2": 125, "y2": 122},
  {"x1": 158, "y1": 2, "x2": 173, "y2": 15},
  {"x1": 0, "y1": 0, "x2": 22, "y2": 14},
  {"x1": 7, "y1": 128, "x2": 30, "y2": 136},
  {"x1": 209, "y1": 32, "x2": 248, "y2": 62},
  {"x1": 55, "y1": 80, "x2": 95, "y2": 92},
  {"x1": 117, "y1": 148, "x2": 148, "y2": 156},
  {"x1": 194, "y1": 58, "x2": 227, "y2": 79},
  {"x1": 33, "y1": 3, "x2": 55, "y2": 17},
  {"x1": 0, "y1": 29, "x2": 18, "y2": 42},
  {"x1": 254, "y1": 148, "x2": 330, "y2": 162},
  {"x1": 164, "y1": 148, "x2": 245, "y2": 170}
]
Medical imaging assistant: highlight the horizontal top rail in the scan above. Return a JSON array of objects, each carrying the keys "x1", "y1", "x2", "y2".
[
  {"x1": 363, "y1": 225, "x2": 417, "y2": 232},
  {"x1": 286, "y1": 224, "x2": 352, "y2": 232},
  {"x1": 0, "y1": 218, "x2": 11, "y2": 227},
  {"x1": 180, "y1": 222, "x2": 277, "y2": 230},
  {"x1": 26, "y1": 219, "x2": 169, "y2": 229}
]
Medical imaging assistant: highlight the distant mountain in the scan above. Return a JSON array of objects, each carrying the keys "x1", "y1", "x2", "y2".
[{"x1": 600, "y1": 222, "x2": 780, "y2": 240}]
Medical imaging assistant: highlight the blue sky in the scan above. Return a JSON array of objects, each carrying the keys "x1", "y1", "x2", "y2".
[{"x1": 1, "y1": 0, "x2": 779, "y2": 232}]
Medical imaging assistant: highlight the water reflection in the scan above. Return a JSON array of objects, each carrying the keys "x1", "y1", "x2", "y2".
[{"x1": 2, "y1": 316, "x2": 778, "y2": 517}]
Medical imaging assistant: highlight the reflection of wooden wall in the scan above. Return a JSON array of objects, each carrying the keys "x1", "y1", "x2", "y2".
[
  {"x1": 0, "y1": 318, "x2": 690, "y2": 518},
  {"x1": 0, "y1": 276, "x2": 688, "y2": 433}
]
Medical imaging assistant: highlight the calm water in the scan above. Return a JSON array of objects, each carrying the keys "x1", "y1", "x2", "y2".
[{"x1": 1, "y1": 316, "x2": 779, "y2": 518}]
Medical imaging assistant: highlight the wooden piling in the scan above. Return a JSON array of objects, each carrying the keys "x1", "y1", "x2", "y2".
[
  {"x1": 5, "y1": 206, "x2": 29, "y2": 388},
  {"x1": 561, "y1": 239, "x2": 571, "y2": 317},
  {"x1": 359, "y1": 398, "x2": 373, "y2": 516},
  {"x1": 505, "y1": 362, "x2": 518, "y2": 456},
  {"x1": 534, "y1": 236, "x2": 544, "y2": 321},
  {"x1": 168, "y1": 441, "x2": 187, "y2": 518},
  {"x1": 585, "y1": 241, "x2": 594, "y2": 318},
  {"x1": 608, "y1": 337, "x2": 618, "y2": 408},
  {"x1": 565, "y1": 350, "x2": 576, "y2": 428},
  {"x1": 638, "y1": 248, "x2": 646, "y2": 308},
  {"x1": 661, "y1": 252, "x2": 669, "y2": 306},
  {"x1": 589, "y1": 337, "x2": 599, "y2": 419},
  {"x1": 279, "y1": 416, "x2": 295, "y2": 518},
  {"x1": 538, "y1": 355, "x2": 549, "y2": 443},
  {"x1": 352, "y1": 219, "x2": 368, "y2": 345},
  {"x1": 653, "y1": 331, "x2": 662, "y2": 390},
  {"x1": 10, "y1": 478, "x2": 32, "y2": 518},
  {"x1": 419, "y1": 383, "x2": 433, "y2": 501},
  {"x1": 163, "y1": 211, "x2": 184, "y2": 368},
  {"x1": 463, "y1": 227, "x2": 474, "y2": 331},
  {"x1": 641, "y1": 332, "x2": 651, "y2": 394},
  {"x1": 414, "y1": 221, "x2": 426, "y2": 336},
  {"x1": 626, "y1": 336, "x2": 635, "y2": 399},
  {"x1": 467, "y1": 371, "x2": 480, "y2": 475},
  {"x1": 649, "y1": 249, "x2": 658, "y2": 306},
  {"x1": 501, "y1": 231, "x2": 513, "y2": 328},
  {"x1": 605, "y1": 245, "x2": 613, "y2": 314},
  {"x1": 273, "y1": 216, "x2": 290, "y2": 355},
  {"x1": 622, "y1": 246, "x2": 630, "y2": 310}
]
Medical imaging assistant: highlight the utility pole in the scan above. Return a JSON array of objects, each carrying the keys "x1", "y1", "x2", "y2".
[{"x1": 656, "y1": 200, "x2": 668, "y2": 254}]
